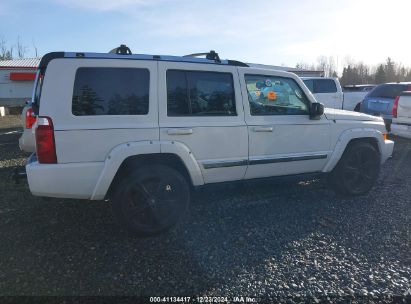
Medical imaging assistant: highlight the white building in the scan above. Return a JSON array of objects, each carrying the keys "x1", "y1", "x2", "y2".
[{"x1": 0, "y1": 58, "x2": 40, "y2": 107}]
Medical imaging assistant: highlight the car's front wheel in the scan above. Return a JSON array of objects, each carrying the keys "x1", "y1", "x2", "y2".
[
  {"x1": 329, "y1": 142, "x2": 381, "y2": 196},
  {"x1": 112, "y1": 164, "x2": 190, "y2": 236}
]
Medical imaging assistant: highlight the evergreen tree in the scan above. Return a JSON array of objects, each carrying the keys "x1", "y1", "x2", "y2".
[{"x1": 375, "y1": 64, "x2": 386, "y2": 84}]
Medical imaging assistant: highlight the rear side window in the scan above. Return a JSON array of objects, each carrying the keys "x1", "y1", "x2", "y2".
[
  {"x1": 72, "y1": 68, "x2": 149, "y2": 116},
  {"x1": 167, "y1": 70, "x2": 236, "y2": 116},
  {"x1": 314, "y1": 79, "x2": 337, "y2": 93},
  {"x1": 302, "y1": 79, "x2": 314, "y2": 93},
  {"x1": 303, "y1": 79, "x2": 337, "y2": 93},
  {"x1": 367, "y1": 84, "x2": 407, "y2": 99}
]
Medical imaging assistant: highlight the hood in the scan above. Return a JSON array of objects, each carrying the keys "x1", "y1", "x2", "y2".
[{"x1": 324, "y1": 108, "x2": 383, "y2": 122}]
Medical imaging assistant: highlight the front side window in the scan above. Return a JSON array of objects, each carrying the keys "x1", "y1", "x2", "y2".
[
  {"x1": 167, "y1": 70, "x2": 236, "y2": 116},
  {"x1": 245, "y1": 75, "x2": 309, "y2": 115},
  {"x1": 72, "y1": 67, "x2": 149, "y2": 116}
]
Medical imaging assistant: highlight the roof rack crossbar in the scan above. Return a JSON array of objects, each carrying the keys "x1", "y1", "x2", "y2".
[
  {"x1": 184, "y1": 50, "x2": 221, "y2": 63},
  {"x1": 109, "y1": 44, "x2": 132, "y2": 55}
]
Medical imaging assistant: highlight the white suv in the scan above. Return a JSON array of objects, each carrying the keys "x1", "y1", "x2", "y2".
[{"x1": 26, "y1": 47, "x2": 394, "y2": 235}]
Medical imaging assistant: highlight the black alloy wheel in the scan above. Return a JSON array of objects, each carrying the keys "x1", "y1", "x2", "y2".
[
  {"x1": 329, "y1": 142, "x2": 381, "y2": 196},
  {"x1": 112, "y1": 165, "x2": 190, "y2": 236}
]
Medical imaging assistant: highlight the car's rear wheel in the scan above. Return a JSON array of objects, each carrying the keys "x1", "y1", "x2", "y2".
[
  {"x1": 112, "y1": 164, "x2": 190, "y2": 236},
  {"x1": 329, "y1": 142, "x2": 380, "y2": 196}
]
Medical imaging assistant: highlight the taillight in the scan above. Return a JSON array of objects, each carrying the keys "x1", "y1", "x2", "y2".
[
  {"x1": 25, "y1": 108, "x2": 37, "y2": 129},
  {"x1": 392, "y1": 96, "x2": 399, "y2": 118},
  {"x1": 35, "y1": 117, "x2": 57, "y2": 164}
]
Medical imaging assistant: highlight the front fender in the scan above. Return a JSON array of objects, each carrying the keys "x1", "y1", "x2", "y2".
[
  {"x1": 322, "y1": 128, "x2": 386, "y2": 172},
  {"x1": 90, "y1": 140, "x2": 204, "y2": 200}
]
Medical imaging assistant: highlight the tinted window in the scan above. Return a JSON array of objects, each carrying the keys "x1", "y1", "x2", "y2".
[
  {"x1": 72, "y1": 68, "x2": 149, "y2": 116},
  {"x1": 303, "y1": 79, "x2": 314, "y2": 93},
  {"x1": 367, "y1": 84, "x2": 408, "y2": 99},
  {"x1": 245, "y1": 75, "x2": 309, "y2": 116},
  {"x1": 167, "y1": 70, "x2": 236, "y2": 116},
  {"x1": 313, "y1": 79, "x2": 337, "y2": 93},
  {"x1": 343, "y1": 85, "x2": 375, "y2": 92}
]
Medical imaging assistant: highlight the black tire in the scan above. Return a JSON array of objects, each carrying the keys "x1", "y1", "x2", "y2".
[
  {"x1": 112, "y1": 164, "x2": 190, "y2": 236},
  {"x1": 354, "y1": 103, "x2": 361, "y2": 112},
  {"x1": 329, "y1": 142, "x2": 380, "y2": 196}
]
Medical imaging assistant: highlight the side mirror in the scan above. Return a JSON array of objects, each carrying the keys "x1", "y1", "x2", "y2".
[{"x1": 310, "y1": 102, "x2": 324, "y2": 120}]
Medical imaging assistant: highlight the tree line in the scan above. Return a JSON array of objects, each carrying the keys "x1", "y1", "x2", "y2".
[
  {"x1": 2, "y1": 35, "x2": 411, "y2": 86},
  {"x1": 296, "y1": 56, "x2": 411, "y2": 86},
  {"x1": 0, "y1": 36, "x2": 38, "y2": 60}
]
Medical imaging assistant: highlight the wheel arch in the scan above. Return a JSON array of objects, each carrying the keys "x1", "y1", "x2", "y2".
[
  {"x1": 323, "y1": 128, "x2": 384, "y2": 172},
  {"x1": 90, "y1": 141, "x2": 204, "y2": 200},
  {"x1": 106, "y1": 153, "x2": 194, "y2": 199}
]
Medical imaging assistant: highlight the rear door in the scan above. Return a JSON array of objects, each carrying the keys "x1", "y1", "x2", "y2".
[{"x1": 158, "y1": 62, "x2": 248, "y2": 184}]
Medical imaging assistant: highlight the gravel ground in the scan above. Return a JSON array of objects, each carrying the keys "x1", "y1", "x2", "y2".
[{"x1": 0, "y1": 115, "x2": 410, "y2": 303}]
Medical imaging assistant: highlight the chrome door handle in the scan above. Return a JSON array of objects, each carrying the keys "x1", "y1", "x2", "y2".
[
  {"x1": 252, "y1": 126, "x2": 273, "y2": 132},
  {"x1": 167, "y1": 128, "x2": 193, "y2": 135}
]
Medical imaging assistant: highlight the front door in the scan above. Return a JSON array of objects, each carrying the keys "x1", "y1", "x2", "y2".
[
  {"x1": 158, "y1": 62, "x2": 248, "y2": 184},
  {"x1": 238, "y1": 69, "x2": 332, "y2": 179}
]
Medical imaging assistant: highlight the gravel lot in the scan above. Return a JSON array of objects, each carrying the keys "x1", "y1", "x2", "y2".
[{"x1": 0, "y1": 115, "x2": 410, "y2": 303}]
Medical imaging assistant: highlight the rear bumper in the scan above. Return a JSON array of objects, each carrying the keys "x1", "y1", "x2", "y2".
[
  {"x1": 391, "y1": 123, "x2": 411, "y2": 139},
  {"x1": 26, "y1": 154, "x2": 104, "y2": 199},
  {"x1": 381, "y1": 139, "x2": 394, "y2": 163}
]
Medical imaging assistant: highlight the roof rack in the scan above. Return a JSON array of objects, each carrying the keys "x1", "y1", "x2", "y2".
[
  {"x1": 184, "y1": 50, "x2": 221, "y2": 63},
  {"x1": 109, "y1": 44, "x2": 132, "y2": 55}
]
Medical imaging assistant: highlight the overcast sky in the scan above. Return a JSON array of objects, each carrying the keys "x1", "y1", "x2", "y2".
[{"x1": 1, "y1": 0, "x2": 410, "y2": 72}]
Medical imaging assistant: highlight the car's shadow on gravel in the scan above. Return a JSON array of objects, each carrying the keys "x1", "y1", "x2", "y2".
[
  {"x1": 0, "y1": 171, "x2": 330, "y2": 295},
  {"x1": 0, "y1": 136, "x2": 409, "y2": 297}
]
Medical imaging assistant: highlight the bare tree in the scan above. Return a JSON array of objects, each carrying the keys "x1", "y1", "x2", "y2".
[
  {"x1": 32, "y1": 39, "x2": 38, "y2": 58},
  {"x1": 16, "y1": 36, "x2": 27, "y2": 59},
  {"x1": 0, "y1": 36, "x2": 10, "y2": 60}
]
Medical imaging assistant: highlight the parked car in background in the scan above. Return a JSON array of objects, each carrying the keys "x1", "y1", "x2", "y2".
[
  {"x1": 302, "y1": 77, "x2": 376, "y2": 111},
  {"x1": 302, "y1": 77, "x2": 344, "y2": 109},
  {"x1": 391, "y1": 91, "x2": 411, "y2": 139},
  {"x1": 343, "y1": 84, "x2": 376, "y2": 111},
  {"x1": 360, "y1": 82, "x2": 411, "y2": 131},
  {"x1": 18, "y1": 101, "x2": 36, "y2": 153}
]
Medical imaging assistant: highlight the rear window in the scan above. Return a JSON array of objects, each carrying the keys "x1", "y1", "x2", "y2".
[
  {"x1": 343, "y1": 85, "x2": 375, "y2": 92},
  {"x1": 367, "y1": 84, "x2": 408, "y2": 99},
  {"x1": 72, "y1": 67, "x2": 149, "y2": 116},
  {"x1": 303, "y1": 79, "x2": 337, "y2": 93}
]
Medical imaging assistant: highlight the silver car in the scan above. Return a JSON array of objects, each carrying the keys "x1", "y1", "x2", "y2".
[{"x1": 18, "y1": 102, "x2": 36, "y2": 153}]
